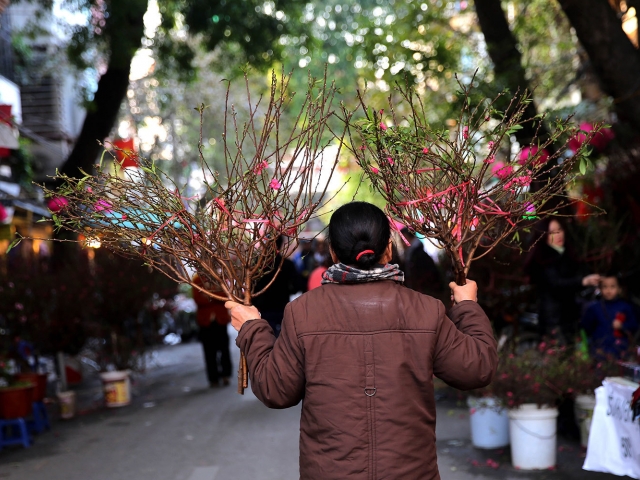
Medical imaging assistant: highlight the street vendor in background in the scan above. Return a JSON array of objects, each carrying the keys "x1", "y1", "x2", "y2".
[{"x1": 192, "y1": 273, "x2": 232, "y2": 387}]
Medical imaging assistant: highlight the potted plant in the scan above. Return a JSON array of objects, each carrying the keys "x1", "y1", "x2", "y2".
[
  {"x1": 490, "y1": 342, "x2": 578, "y2": 470},
  {"x1": 0, "y1": 360, "x2": 35, "y2": 420},
  {"x1": 465, "y1": 384, "x2": 510, "y2": 450}
]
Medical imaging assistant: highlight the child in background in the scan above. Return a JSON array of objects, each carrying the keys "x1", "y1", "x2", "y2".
[{"x1": 580, "y1": 273, "x2": 638, "y2": 359}]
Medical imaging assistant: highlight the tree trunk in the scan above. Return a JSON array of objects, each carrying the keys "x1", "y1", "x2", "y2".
[
  {"x1": 558, "y1": 0, "x2": 640, "y2": 133},
  {"x1": 60, "y1": 67, "x2": 132, "y2": 178},
  {"x1": 60, "y1": 0, "x2": 146, "y2": 179},
  {"x1": 473, "y1": 0, "x2": 546, "y2": 144}
]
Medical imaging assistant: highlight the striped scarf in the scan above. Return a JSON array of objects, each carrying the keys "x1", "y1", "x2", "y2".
[{"x1": 321, "y1": 263, "x2": 404, "y2": 285}]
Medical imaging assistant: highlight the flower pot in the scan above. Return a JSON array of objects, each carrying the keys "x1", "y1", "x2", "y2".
[
  {"x1": 0, "y1": 384, "x2": 35, "y2": 419},
  {"x1": 100, "y1": 371, "x2": 131, "y2": 407},
  {"x1": 508, "y1": 404, "x2": 558, "y2": 470},
  {"x1": 467, "y1": 397, "x2": 510, "y2": 449},
  {"x1": 15, "y1": 373, "x2": 47, "y2": 402},
  {"x1": 574, "y1": 394, "x2": 596, "y2": 449}
]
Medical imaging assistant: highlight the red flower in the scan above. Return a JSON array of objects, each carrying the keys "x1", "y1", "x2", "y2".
[
  {"x1": 519, "y1": 146, "x2": 550, "y2": 166},
  {"x1": 47, "y1": 196, "x2": 69, "y2": 213},
  {"x1": 569, "y1": 122, "x2": 615, "y2": 153},
  {"x1": 269, "y1": 178, "x2": 282, "y2": 190},
  {"x1": 253, "y1": 160, "x2": 268, "y2": 175},
  {"x1": 491, "y1": 162, "x2": 513, "y2": 179}
]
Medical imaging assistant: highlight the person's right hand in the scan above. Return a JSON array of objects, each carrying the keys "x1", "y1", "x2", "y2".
[
  {"x1": 449, "y1": 279, "x2": 478, "y2": 304},
  {"x1": 225, "y1": 301, "x2": 261, "y2": 332},
  {"x1": 582, "y1": 274, "x2": 600, "y2": 287}
]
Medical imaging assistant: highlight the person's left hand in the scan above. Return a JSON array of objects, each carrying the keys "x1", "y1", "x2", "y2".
[
  {"x1": 613, "y1": 319, "x2": 624, "y2": 330},
  {"x1": 225, "y1": 301, "x2": 261, "y2": 331}
]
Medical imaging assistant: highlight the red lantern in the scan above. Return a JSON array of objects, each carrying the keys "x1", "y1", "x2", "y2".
[
  {"x1": 0, "y1": 105, "x2": 12, "y2": 158},
  {"x1": 112, "y1": 138, "x2": 138, "y2": 168}
]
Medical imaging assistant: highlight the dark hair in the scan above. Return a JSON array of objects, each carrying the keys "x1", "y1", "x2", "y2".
[
  {"x1": 400, "y1": 227, "x2": 415, "y2": 241},
  {"x1": 538, "y1": 217, "x2": 566, "y2": 246},
  {"x1": 523, "y1": 217, "x2": 577, "y2": 274},
  {"x1": 328, "y1": 202, "x2": 390, "y2": 269},
  {"x1": 602, "y1": 271, "x2": 621, "y2": 282}
]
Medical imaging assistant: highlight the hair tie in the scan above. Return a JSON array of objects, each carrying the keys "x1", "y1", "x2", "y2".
[{"x1": 355, "y1": 249, "x2": 375, "y2": 261}]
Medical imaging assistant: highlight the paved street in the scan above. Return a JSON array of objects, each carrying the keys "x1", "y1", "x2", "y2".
[{"x1": 0, "y1": 328, "x2": 628, "y2": 480}]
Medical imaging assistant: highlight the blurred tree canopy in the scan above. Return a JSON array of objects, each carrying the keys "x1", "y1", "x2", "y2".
[
  {"x1": 33, "y1": 0, "x2": 311, "y2": 179},
  {"x1": 12, "y1": 0, "x2": 640, "y2": 285}
]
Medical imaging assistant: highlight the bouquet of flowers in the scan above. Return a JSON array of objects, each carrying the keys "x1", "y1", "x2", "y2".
[{"x1": 346, "y1": 78, "x2": 601, "y2": 284}]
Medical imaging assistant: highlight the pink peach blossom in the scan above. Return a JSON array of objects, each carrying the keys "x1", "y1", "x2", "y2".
[
  {"x1": 491, "y1": 162, "x2": 513, "y2": 180},
  {"x1": 269, "y1": 178, "x2": 282, "y2": 190},
  {"x1": 47, "y1": 196, "x2": 69, "y2": 213},
  {"x1": 519, "y1": 146, "x2": 550, "y2": 166},
  {"x1": 253, "y1": 160, "x2": 268, "y2": 174}
]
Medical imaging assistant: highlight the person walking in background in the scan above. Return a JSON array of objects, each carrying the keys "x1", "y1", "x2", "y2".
[
  {"x1": 225, "y1": 201, "x2": 497, "y2": 480},
  {"x1": 401, "y1": 227, "x2": 444, "y2": 299},
  {"x1": 311, "y1": 237, "x2": 329, "y2": 269},
  {"x1": 292, "y1": 239, "x2": 315, "y2": 292},
  {"x1": 307, "y1": 254, "x2": 333, "y2": 291},
  {"x1": 524, "y1": 217, "x2": 600, "y2": 344},
  {"x1": 192, "y1": 274, "x2": 232, "y2": 387},
  {"x1": 580, "y1": 273, "x2": 638, "y2": 359},
  {"x1": 253, "y1": 236, "x2": 303, "y2": 338}
]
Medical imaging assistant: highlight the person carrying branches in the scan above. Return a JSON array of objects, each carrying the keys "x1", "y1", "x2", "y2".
[{"x1": 226, "y1": 201, "x2": 497, "y2": 479}]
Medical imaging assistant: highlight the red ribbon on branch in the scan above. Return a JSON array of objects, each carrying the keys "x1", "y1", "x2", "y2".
[{"x1": 396, "y1": 181, "x2": 470, "y2": 207}]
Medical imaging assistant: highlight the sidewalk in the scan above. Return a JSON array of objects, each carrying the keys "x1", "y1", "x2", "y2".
[
  {"x1": 433, "y1": 381, "x2": 628, "y2": 480},
  {"x1": 2, "y1": 339, "x2": 631, "y2": 480}
]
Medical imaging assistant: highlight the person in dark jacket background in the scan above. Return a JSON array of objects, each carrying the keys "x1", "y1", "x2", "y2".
[
  {"x1": 252, "y1": 235, "x2": 303, "y2": 338},
  {"x1": 524, "y1": 217, "x2": 600, "y2": 344},
  {"x1": 401, "y1": 227, "x2": 443, "y2": 299},
  {"x1": 225, "y1": 202, "x2": 497, "y2": 480}
]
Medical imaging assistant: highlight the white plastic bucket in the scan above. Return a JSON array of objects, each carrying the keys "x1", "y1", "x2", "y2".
[
  {"x1": 508, "y1": 404, "x2": 558, "y2": 470},
  {"x1": 574, "y1": 394, "x2": 596, "y2": 449},
  {"x1": 58, "y1": 391, "x2": 76, "y2": 419},
  {"x1": 467, "y1": 397, "x2": 510, "y2": 449},
  {"x1": 100, "y1": 371, "x2": 131, "y2": 407}
]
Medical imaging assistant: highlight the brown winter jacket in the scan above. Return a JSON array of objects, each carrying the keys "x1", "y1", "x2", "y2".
[{"x1": 236, "y1": 280, "x2": 497, "y2": 480}]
